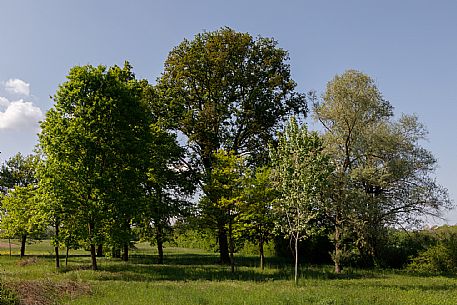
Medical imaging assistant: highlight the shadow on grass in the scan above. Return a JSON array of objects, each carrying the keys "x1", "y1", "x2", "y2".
[
  {"x1": 96, "y1": 263, "x2": 291, "y2": 282},
  {"x1": 129, "y1": 253, "x2": 291, "y2": 268},
  {"x1": 55, "y1": 252, "x2": 381, "y2": 283},
  {"x1": 382, "y1": 283, "x2": 457, "y2": 291}
]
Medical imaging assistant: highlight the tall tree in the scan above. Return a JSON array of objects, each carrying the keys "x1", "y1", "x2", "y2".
[
  {"x1": 38, "y1": 62, "x2": 152, "y2": 270},
  {"x1": 314, "y1": 70, "x2": 452, "y2": 272},
  {"x1": 204, "y1": 149, "x2": 245, "y2": 272},
  {"x1": 156, "y1": 27, "x2": 306, "y2": 263},
  {"x1": 270, "y1": 118, "x2": 332, "y2": 284},
  {"x1": 236, "y1": 166, "x2": 277, "y2": 270},
  {"x1": 36, "y1": 155, "x2": 81, "y2": 268},
  {"x1": 140, "y1": 124, "x2": 195, "y2": 264}
]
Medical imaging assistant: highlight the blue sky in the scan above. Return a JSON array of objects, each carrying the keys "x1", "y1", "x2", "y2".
[{"x1": 1, "y1": 0, "x2": 456, "y2": 223}]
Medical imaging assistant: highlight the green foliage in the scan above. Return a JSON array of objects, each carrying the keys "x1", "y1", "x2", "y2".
[
  {"x1": 235, "y1": 165, "x2": 277, "y2": 268},
  {"x1": 156, "y1": 27, "x2": 307, "y2": 262},
  {"x1": 270, "y1": 118, "x2": 331, "y2": 241},
  {"x1": 236, "y1": 166, "x2": 277, "y2": 243},
  {"x1": 0, "y1": 153, "x2": 38, "y2": 192},
  {"x1": 171, "y1": 228, "x2": 219, "y2": 253},
  {"x1": 238, "y1": 240, "x2": 276, "y2": 257},
  {"x1": 134, "y1": 121, "x2": 195, "y2": 263},
  {"x1": 270, "y1": 117, "x2": 332, "y2": 282},
  {"x1": 38, "y1": 62, "x2": 153, "y2": 268},
  {"x1": 314, "y1": 69, "x2": 452, "y2": 272},
  {"x1": 407, "y1": 228, "x2": 457, "y2": 273},
  {"x1": 0, "y1": 186, "x2": 47, "y2": 243},
  {"x1": 374, "y1": 229, "x2": 433, "y2": 268}
]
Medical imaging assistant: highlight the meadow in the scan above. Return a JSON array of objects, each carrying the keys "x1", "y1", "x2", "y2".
[{"x1": 1, "y1": 240, "x2": 457, "y2": 305}]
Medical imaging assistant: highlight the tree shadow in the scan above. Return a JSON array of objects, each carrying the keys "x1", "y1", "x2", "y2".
[{"x1": 56, "y1": 252, "x2": 380, "y2": 283}]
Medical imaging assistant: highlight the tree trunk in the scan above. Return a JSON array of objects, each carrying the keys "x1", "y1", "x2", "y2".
[
  {"x1": 55, "y1": 246, "x2": 60, "y2": 268},
  {"x1": 97, "y1": 244, "x2": 103, "y2": 257},
  {"x1": 259, "y1": 239, "x2": 265, "y2": 270},
  {"x1": 112, "y1": 247, "x2": 121, "y2": 258},
  {"x1": 20, "y1": 234, "x2": 27, "y2": 257},
  {"x1": 334, "y1": 224, "x2": 342, "y2": 274},
  {"x1": 90, "y1": 244, "x2": 98, "y2": 270},
  {"x1": 156, "y1": 224, "x2": 164, "y2": 264},
  {"x1": 89, "y1": 222, "x2": 97, "y2": 270},
  {"x1": 294, "y1": 235, "x2": 299, "y2": 285},
  {"x1": 229, "y1": 220, "x2": 235, "y2": 273},
  {"x1": 55, "y1": 222, "x2": 60, "y2": 268},
  {"x1": 218, "y1": 226, "x2": 230, "y2": 264},
  {"x1": 122, "y1": 243, "x2": 129, "y2": 261},
  {"x1": 66, "y1": 247, "x2": 69, "y2": 267},
  {"x1": 8, "y1": 237, "x2": 11, "y2": 256}
]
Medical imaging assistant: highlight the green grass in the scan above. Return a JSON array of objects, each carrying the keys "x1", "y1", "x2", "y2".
[{"x1": 1, "y1": 240, "x2": 457, "y2": 304}]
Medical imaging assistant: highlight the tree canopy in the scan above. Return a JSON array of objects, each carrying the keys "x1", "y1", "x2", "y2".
[
  {"x1": 156, "y1": 27, "x2": 307, "y2": 263},
  {"x1": 38, "y1": 62, "x2": 153, "y2": 269},
  {"x1": 314, "y1": 70, "x2": 452, "y2": 271}
]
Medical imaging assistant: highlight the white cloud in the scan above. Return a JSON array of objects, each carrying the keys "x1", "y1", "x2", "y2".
[
  {"x1": 0, "y1": 99, "x2": 43, "y2": 130},
  {"x1": 0, "y1": 96, "x2": 9, "y2": 107},
  {"x1": 5, "y1": 78, "x2": 31, "y2": 96}
]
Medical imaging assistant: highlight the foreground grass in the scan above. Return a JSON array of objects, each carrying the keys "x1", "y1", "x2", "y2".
[{"x1": 1, "y1": 241, "x2": 457, "y2": 304}]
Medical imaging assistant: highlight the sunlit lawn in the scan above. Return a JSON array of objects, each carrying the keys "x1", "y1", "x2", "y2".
[{"x1": 1, "y1": 240, "x2": 457, "y2": 304}]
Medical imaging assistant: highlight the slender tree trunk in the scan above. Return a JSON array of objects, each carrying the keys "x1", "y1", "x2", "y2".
[
  {"x1": 156, "y1": 224, "x2": 164, "y2": 264},
  {"x1": 229, "y1": 220, "x2": 235, "y2": 273},
  {"x1": 259, "y1": 239, "x2": 265, "y2": 270},
  {"x1": 8, "y1": 237, "x2": 11, "y2": 257},
  {"x1": 97, "y1": 244, "x2": 103, "y2": 257},
  {"x1": 334, "y1": 223, "x2": 342, "y2": 274},
  {"x1": 55, "y1": 246, "x2": 60, "y2": 268},
  {"x1": 122, "y1": 243, "x2": 129, "y2": 261},
  {"x1": 218, "y1": 226, "x2": 230, "y2": 264},
  {"x1": 66, "y1": 247, "x2": 69, "y2": 267},
  {"x1": 294, "y1": 235, "x2": 299, "y2": 285},
  {"x1": 20, "y1": 234, "x2": 27, "y2": 257},
  {"x1": 88, "y1": 222, "x2": 97, "y2": 270},
  {"x1": 55, "y1": 222, "x2": 60, "y2": 268}
]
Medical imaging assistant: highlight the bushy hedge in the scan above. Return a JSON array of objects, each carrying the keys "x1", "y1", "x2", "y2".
[{"x1": 407, "y1": 228, "x2": 457, "y2": 273}]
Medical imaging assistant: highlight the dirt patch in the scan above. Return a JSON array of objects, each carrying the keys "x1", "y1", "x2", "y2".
[
  {"x1": 17, "y1": 257, "x2": 39, "y2": 267},
  {"x1": 0, "y1": 242, "x2": 18, "y2": 248},
  {"x1": 7, "y1": 280, "x2": 92, "y2": 305}
]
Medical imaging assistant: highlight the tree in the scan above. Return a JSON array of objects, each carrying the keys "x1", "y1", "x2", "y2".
[
  {"x1": 0, "y1": 153, "x2": 40, "y2": 257},
  {"x1": 0, "y1": 153, "x2": 38, "y2": 192},
  {"x1": 156, "y1": 27, "x2": 306, "y2": 263},
  {"x1": 270, "y1": 118, "x2": 332, "y2": 284},
  {"x1": 139, "y1": 124, "x2": 195, "y2": 264},
  {"x1": 204, "y1": 149, "x2": 245, "y2": 272},
  {"x1": 313, "y1": 70, "x2": 452, "y2": 272},
  {"x1": 236, "y1": 166, "x2": 277, "y2": 270},
  {"x1": 38, "y1": 62, "x2": 152, "y2": 270},
  {"x1": 0, "y1": 185, "x2": 46, "y2": 257},
  {"x1": 36, "y1": 155, "x2": 82, "y2": 268}
]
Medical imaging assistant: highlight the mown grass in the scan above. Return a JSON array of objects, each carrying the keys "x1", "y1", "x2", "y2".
[{"x1": 1, "y1": 240, "x2": 457, "y2": 304}]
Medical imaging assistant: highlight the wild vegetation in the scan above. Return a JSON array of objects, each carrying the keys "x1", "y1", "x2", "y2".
[{"x1": 0, "y1": 27, "x2": 454, "y2": 304}]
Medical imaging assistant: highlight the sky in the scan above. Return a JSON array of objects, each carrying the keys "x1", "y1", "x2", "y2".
[{"x1": 0, "y1": 0, "x2": 456, "y2": 223}]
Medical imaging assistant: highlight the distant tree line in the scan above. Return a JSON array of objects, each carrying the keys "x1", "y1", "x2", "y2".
[{"x1": 0, "y1": 28, "x2": 452, "y2": 282}]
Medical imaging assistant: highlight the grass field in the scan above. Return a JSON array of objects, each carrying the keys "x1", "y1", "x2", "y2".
[{"x1": 1, "y1": 240, "x2": 457, "y2": 305}]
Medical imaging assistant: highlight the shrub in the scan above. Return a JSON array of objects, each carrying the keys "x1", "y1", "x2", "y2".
[{"x1": 407, "y1": 231, "x2": 457, "y2": 273}]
